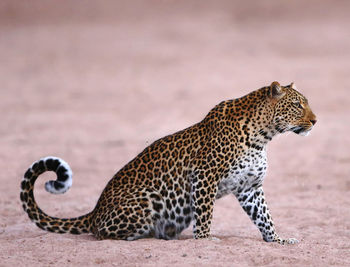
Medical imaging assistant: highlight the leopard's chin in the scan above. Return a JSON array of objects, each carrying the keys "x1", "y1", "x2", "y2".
[
  {"x1": 291, "y1": 126, "x2": 312, "y2": 136},
  {"x1": 298, "y1": 130, "x2": 310, "y2": 136}
]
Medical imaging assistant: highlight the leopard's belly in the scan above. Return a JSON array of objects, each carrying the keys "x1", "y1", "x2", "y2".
[{"x1": 216, "y1": 149, "x2": 268, "y2": 199}]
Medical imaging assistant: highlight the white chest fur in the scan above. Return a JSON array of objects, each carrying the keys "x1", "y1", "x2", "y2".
[{"x1": 216, "y1": 149, "x2": 268, "y2": 199}]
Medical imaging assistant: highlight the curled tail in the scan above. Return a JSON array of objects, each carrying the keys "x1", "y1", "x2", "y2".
[{"x1": 20, "y1": 157, "x2": 93, "y2": 235}]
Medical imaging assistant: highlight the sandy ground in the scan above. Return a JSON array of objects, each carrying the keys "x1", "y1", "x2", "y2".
[{"x1": 1, "y1": 0, "x2": 350, "y2": 266}]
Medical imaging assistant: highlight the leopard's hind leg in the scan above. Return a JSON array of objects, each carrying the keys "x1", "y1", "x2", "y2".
[{"x1": 91, "y1": 186, "x2": 164, "y2": 240}]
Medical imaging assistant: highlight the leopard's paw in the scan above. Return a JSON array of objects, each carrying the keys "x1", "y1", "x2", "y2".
[
  {"x1": 285, "y1": 237, "x2": 299, "y2": 244},
  {"x1": 275, "y1": 237, "x2": 299, "y2": 245},
  {"x1": 195, "y1": 235, "x2": 221, "y2": 241},
  {"x1": 208, "y1": 236, "x2": 221, "y2": 241}
]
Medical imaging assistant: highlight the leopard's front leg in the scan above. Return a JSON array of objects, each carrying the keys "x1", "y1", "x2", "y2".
[
  {"x1": 190, "y1": 170, "x2": 218, "y2": 240},
  {"x1": 236, "y1": 186, "x2": 299, "y2": 244}
]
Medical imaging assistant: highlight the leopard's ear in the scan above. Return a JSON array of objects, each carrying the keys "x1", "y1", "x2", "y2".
[
  {"x1": 269, "y1": 81, "x2": 285, "y2": 99},
  {"x1": 290, "y1": 82, "x2": 297, "y2": 90}
]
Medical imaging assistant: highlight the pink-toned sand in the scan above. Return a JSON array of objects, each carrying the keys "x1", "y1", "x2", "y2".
[{"x1": 1, "y1": 0, "x2": 350, "y2": 266}]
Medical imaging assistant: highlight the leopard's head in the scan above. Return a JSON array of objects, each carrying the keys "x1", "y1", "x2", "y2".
[{"x1": 269, "y1": 81, "x2": 317, "y2": 136}]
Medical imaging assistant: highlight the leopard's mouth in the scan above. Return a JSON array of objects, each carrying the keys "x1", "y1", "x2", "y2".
[{"x1": 291, "y1": 126, "x2": 312, "y2": 136}]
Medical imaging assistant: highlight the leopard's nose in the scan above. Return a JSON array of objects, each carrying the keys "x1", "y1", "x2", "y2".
[{"x1": 310, "y1": 119, "x2": 317, "y2": 125}]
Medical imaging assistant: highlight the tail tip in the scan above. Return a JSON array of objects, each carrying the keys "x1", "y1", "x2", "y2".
[
  {"x1": 42, "y1": 156, "x2": 73, "y2": 194},
  {"x1": 45, "y1": 179, "x2": 72, "y2": 194}
]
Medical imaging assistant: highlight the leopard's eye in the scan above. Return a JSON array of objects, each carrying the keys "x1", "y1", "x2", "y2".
[{"x1": 292, "y1": 102, "x2": 303, "y2": 109}]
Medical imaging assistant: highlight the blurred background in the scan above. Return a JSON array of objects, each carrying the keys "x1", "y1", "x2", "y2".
[
  {"x1": 2, "y1": 0, "x2": 349, "y2": 154},
  {"x1": 1, "y1": 0, "x2": 349, "y2": 265}
]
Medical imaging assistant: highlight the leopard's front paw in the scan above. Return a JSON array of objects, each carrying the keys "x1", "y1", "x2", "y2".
[
  {"x1": 195, "y1": 234, "x2": 220, "y2": 241},
  {"x1": 284, "y1": 238, "x2": 299, "y2": 244},
  {"x1": 274, "y1": 236, "x2": 299, "y2": 245},
  {"x1": 207, "y1": 236, "x2": 221, "y2": 241}
]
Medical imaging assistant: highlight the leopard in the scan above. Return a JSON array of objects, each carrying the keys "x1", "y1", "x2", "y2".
[{"x1": 20, "y1": 81, "x2": 316, "y2": 244}]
